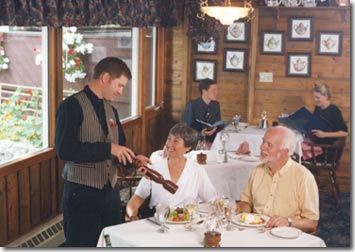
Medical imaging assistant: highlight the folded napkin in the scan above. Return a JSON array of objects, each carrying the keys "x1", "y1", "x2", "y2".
[
  {"x1": 236, "y1": 141, "x2": 251, "y2": 155},
  {"x1": 301, "y1": 142, "x2": 323, "y2": 160}
]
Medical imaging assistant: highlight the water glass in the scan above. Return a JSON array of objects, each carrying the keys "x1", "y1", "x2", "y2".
[{"x1": 155, "y1": 203, "x2": 170, "y2": 233}]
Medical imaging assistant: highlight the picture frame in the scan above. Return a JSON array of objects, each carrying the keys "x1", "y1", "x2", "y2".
[
  {"x1": 117, "y1": 30, "x2": 132, "y2": 48},
  {"x1": 286, "y1": 53, "x2": 311, "y2": 77},
  {"x1": 196, "y1": 37, "x2": 217, "y2": 54},
  {"x1": 193, "y1": 59, "x2": 217, "y2": 82},
  {"x1": 288, "y1": 16, "x2": 313, "y2": 41},
  {"x1": 223, "y1": 48, "x2": 247, "y2": 72},
  {"x1": 225, "y1": 22, "x2": 248, "y2": 42},
  {"x1": 261, "y1": 31, "x2": 284, "y2": 55},
  {"x1": 316, "y1": 31, "x2": 342, "y2": 56}
]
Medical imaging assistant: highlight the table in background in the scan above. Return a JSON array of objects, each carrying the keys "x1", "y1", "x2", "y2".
[
  {"x1": 150, "y1": 150, "x2": 258, "y2": 201},
  {"x1": 97, "y1": 219, "x2": 326, "y2": 247},
  {"x1": 211, "y1": 125, "x2": 303, "y2": 162}
]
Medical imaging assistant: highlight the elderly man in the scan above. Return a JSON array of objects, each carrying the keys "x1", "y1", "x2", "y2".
[{"x1": 237, "y1": 126, "x2": 319, "y2": 233}]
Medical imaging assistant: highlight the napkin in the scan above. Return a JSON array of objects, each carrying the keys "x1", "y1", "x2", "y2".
[
  {"x1": 301, "y1": 142, "x2": 323, "y2": 160},
  {"x1": 236, "y1": 141, "x2": 251, "y2": 155}
]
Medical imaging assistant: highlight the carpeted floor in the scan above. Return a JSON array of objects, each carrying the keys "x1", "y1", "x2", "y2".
[{"x1": 317, "y1": 192, "x2": 351, "y2": 247}]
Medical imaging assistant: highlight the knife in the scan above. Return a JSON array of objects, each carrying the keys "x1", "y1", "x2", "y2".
[{"x1": 146, "y1": 217, "x2": 170, "y2": 229}]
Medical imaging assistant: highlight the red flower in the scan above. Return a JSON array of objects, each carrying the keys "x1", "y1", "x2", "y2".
[
  {"x1": 74, "y1": 57, "x2": 81, "y2": 67},
  {"x1": 16, "y1": 100, "x2": 22, "y2": 105},
  {"x1": 27, "y1": 89, "x2": 33, "y2": 96},
  {"x1": 68, "y1": 48, "x2": 73, "y2": 56}
]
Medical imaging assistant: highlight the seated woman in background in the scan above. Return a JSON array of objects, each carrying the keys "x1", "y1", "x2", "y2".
[
  {"x1": 311, "y1": 83, "x2": 348, "y2": 144},
  {"x1": 125, "y1": 123, "x2": 217, "y2": 221},
  {"x1": 302, "y1": 83, "x2": 348, "y2": 160}
]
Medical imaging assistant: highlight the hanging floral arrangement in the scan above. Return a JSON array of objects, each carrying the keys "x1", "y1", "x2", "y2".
[
  {"x1": 0, "y1": 33, "x2": 10, "y2": 72},
  {"x1": 62, "y1": 27, "x2": 93, "y2": 83}
]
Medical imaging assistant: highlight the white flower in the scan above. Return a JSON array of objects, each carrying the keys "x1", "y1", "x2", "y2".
[
  {"x1": 1, "y1": 64, "x2": 8, "y2": 69},
  {"x1": 0, "y1": 50, "x2": 4, "y2": 56},
  {"x1": 69, "y1": 27, "x2": 77, "y2": 33},
  {"x1": 86, "y1": 43, "x2": 93, "y2": 53},
  {"x1": 4, "y1": 57, "x2": 9, "y2": 63}
]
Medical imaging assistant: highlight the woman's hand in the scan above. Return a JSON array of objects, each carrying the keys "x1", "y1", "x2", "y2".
[
  {"x1": 311, "y1": 129, "x2": 327, "y2": 138},
  {"x1": 202, "y1": 127, "x2": 217, "y2": 136}
]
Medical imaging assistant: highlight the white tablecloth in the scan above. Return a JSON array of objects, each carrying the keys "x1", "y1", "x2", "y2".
[
  {"x1": 97, "y1": 219, "x2": 326, "y2": 247},
  {"x1": 211, "y1": 125, "x2": 303, "y2": 162},
  {"x1": 150, "y1": 150, "x2": 258, "y2": 201}
]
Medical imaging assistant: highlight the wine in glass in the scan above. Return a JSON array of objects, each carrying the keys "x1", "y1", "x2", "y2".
[
  {"x1": 155, "y1": 203, "x2": 170, "y2": 233},
  {"x1": 184, "y1": 198, "x2": 198, "y2": 231}
]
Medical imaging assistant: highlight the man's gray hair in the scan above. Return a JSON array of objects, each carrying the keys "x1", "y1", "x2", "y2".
[{"x1": 269, "y1": 126, "x2": 297, "y2": 156}]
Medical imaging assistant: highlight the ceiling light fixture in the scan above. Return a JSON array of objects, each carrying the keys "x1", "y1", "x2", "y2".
[{"x1": 197, "y1": 0, "x2": 254, "y2": 26}]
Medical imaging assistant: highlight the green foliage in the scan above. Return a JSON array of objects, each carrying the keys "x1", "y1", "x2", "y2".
[{"x1": 0, "y1": 88, "x2": 42, "y2": 148}]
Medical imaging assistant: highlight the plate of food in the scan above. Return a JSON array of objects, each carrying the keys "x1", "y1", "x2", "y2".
[
  {"x1": 270, "y1": 227, "x2": 302, "y2": 239},
  {"x1": 197, "y1": 203, "x2": 216, "y2": 214},
  {"x1": 232, "y1": 212, "x2": 269, "y2": 227},
  {"x1": 166, "y1": 207, "x2": 190, "y2": 224},
  {"x1": 239, "y1": 156, "x2": 260, "y2": 162}
]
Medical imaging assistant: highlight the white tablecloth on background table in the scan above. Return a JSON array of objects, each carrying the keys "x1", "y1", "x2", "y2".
[
  {"x1": 149, "y1": 150, "x2": 258, "y2": 201},
  {"x1": 211, "y1": 125, "x2": 303, "y2": 162},
  {"x1": 97, "y1": 219, "x2": 326, "y2": 247}
]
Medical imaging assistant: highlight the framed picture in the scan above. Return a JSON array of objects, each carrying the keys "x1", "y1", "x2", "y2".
[
  {"x1": 317, "y1": 31, "x2": 342, "y2": 56},
  {"x1": 261, "y1": 31, "x2": 284, "y2": 54},
  {"x1": 223, "y1": 48, "x2": 247, "y2": 72},
  {"x1": 286, "y1": 53, "x2": 311, "y2": 77},
  {"x1": 196, "y1": 37, "x2": 217, "y2": 54},
  {"x1": 117, "y1": 30, "x2": 132, "y2": 48},
  {"x1": 225, "y1": 22, "x2": 248, "y2": 42},
  {"x1": 193, "y1": 59, "x2": 217, "y2": 82},
  {"x1": 288, "y1": 16, "x2": 313, "y2": 41}
]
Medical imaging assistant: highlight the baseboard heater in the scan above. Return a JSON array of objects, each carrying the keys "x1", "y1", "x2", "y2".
[{"x1": 6, "y1": 214, "x2": 65, "y2": 247}]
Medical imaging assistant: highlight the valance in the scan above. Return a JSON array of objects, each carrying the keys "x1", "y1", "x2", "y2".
[{"x1": 0, "y1": 0, "x2": 177, "y2": 28}]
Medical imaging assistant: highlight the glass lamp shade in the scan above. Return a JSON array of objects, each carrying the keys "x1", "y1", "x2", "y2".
[{"x1": 201, "y1": 6, "x2": 251, "y2": 25}]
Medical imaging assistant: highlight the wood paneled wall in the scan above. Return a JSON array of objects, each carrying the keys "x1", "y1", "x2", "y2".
[{"x1": 165, "y1": 6, "x2": 351, "y2": 191}]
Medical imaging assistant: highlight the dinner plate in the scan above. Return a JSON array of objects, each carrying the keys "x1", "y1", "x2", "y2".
[
  {"x1": 197, "y1": 203, "x2": 215, "y2": 214},
  {"x1": 270, "y1": 227, "x2": 302, "y2": 239},
  {"x1": 166, "y1": 219, "x2": 190, "y2": 224},
  {"x1": 239, "y1": 156, "x2": 260, "y2": 162},
  {"x1": 232, "y1": 213, "x2": 269, "y2": 227},
  {"x1": 227, "y1": 153, "x2": 241, "y2": 159}
]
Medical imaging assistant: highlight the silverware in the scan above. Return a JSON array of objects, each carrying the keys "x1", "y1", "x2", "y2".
[
  {"x1": 146, "y1": 217, "x2": 170, "y2": 229},
  {"x1": 257, "y1": 227, "x2": 271, "y2": 233}
]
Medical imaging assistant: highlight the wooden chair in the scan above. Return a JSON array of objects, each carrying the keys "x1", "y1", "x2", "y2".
[{"x1": 301, "y1": 137, "x2": 346, "y2": 207}]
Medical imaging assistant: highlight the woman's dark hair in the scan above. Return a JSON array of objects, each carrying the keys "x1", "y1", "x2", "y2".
[
  {"x1": 169, "y1": 123, "x2": 198, "y2": 151},
  {"x1": 93, "y1": 57, "x2": 132, "y2": 80}
]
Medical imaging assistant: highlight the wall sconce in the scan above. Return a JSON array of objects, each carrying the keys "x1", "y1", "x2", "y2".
[{"x1": 197, "y1": 0, "x2": 254, "y2": 26}]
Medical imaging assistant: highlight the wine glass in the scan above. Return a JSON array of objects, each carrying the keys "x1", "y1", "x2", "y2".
[
  {"x1": 155, "y1": 203, "x2": 170, "y2": 233},
  {"x1": 184, "y1": 198, "x2": 198, "y2": 231},
  {"x1": 224, "y1": 199, "x2": 235, "y2": 231}
]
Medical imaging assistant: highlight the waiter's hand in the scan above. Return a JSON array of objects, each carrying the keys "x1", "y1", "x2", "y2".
[{"x1": 111, "y1": 144, "x2": 135, "y2": 165}]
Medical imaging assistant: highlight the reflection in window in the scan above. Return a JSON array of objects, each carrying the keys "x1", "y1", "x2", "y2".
[
  {"x1": 62, "y1": 26, "x2": 139, "y2": 120},
  {"x1": 0, "y1": 26, "x2": 48, "y2": 165}
]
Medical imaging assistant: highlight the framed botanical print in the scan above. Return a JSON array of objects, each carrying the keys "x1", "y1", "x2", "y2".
[
  {"x1": 194, "y1": 59, "x2": 217, "y2": 82},
  {"x1": 225, "y1": 22, "x2": 248, "y2": 42},
  {"x1": 288, "y1": 16, "x2": 313, "y2": 41},
  {"x1": 317, "y1": 31, "x2": 342, "y2": 56},
  {"x1": 261, "y1": 31, "x2": 284, "y2": 55},
  {"x1": 196, "y1": 37, "x2": 217, "y2": 54},
  {"x1": 223, "y1": 48, "x2": 247, "y2": 72},
  {"x1": 286, "y1": 53, "x2": 311, "y2": 77}
]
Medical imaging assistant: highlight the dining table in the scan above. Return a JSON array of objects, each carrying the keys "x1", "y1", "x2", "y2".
[
  {"x1": 210, "y1": 125, "x2": 303, "y2": 162},
  {"x1": 149, "y1": 150, "x2": 259, "y2": 201},
  {"x1": 97, "y1": 217, "x2": 326, "y2": 247}
]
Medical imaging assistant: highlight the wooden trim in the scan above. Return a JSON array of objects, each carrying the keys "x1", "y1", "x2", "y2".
[
  {"x1": 121, "y1": 116, "x2": 142, "y2": 129},
  {"x1": 138, "y1": 29, "x2": 147, "y2": 154},
  {"x1": 156, "y1": 28, "x2": 166, "y2": 106},
  {"x1": 247, "y1": 8, "x2": 259, "y2": 124},
  {"x1": 0, "y1": 149, "x2": 56, "y2": 177}
]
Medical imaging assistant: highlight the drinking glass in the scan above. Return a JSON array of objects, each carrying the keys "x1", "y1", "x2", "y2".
[
  {"x1": 224, "y1": 199, "x2": 235, "y2": 231},
  {"x1": 184, "y1": 198, "x2": 198, "y2": 231},
  {"x1": 155, "y1": 203, "x2": 170, "y2": 233}
]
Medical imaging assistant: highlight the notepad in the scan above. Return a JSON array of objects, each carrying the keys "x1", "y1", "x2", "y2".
[{"x1": 196, "y1": 119, "x2": 226, "y2": 129}]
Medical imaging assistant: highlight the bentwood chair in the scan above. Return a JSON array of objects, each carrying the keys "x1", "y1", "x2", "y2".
[{"x1": 301, "y1": 137, "x2": 346, "y2": 207}]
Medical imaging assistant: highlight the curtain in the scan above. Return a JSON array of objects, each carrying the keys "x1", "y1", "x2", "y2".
[{"x1": 0, "y1": 0, "x2": 177, "y2": 27}]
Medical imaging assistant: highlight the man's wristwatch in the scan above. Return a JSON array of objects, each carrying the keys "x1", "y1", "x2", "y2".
[{"x1": 287, "y1": 217, "x2": 292, "y2": 227}]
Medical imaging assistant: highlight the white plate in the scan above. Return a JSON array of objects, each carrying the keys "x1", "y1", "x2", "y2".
[
  {"x1": 227, "y1": 153, "x2": 241, "y2": 159},
  {"x1": 270, "y1": 227, "x2": 302, "y2": 239},
  {"x1": 239, "y1": 156, "x2": 260, "y2": 162},
  {"x1": 166, "y1": 219, "x2": 190, "y2": 224},
  {"x1": 232, "y1": 213, "x2": 269, "y2": 227},
  {"x1": 197, "y1": 203, "x2": 215, "y2": 214}
]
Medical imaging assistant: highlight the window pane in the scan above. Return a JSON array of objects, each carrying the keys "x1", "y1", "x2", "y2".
[
  {"x1": 62, "y1": 26, "x2": 138, "y2": 119},
  {"x1": 0, "y1": 26, "x2": 48, "y2": 165},
  {"x1": 145, "y1": 27, "x2": 157, "y2": 108}
]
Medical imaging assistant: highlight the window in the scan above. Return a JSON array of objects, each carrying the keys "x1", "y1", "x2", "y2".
[
  {"x1": 62, "y1": 26, "x2": 140, "y2": 119},
  {"x1": 145, "y1": 27, "x2": 157, "y2": 108},
  {"x1": 0, "y1": 26, "x2": 49, "y2": 165}
]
